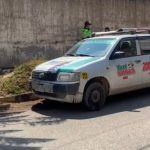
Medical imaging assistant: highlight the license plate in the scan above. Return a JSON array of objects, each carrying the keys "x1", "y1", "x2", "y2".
[
  {"x1": 32, "y1": 81, "x2": 53, "y2": 93},
  {"x1": 44, "y1": 83, "x2": 53, "y2": 93}
]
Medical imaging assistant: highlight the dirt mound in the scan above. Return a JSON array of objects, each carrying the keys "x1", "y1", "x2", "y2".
[{"x1": 0, "y1": 58, "x2": 45, "y2": 96}]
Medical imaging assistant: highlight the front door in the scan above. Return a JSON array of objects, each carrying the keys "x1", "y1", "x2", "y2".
[{"x1": 108, "y1": 38, "x2": 142, "y2": 93}]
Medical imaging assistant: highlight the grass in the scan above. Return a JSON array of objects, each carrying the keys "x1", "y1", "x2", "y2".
[{"x1": 0, "y1": 58, "x2": 45, "y2": 96}]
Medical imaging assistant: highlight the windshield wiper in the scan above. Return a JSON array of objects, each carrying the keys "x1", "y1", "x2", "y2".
[
  {"x1": 66, "y1": 54, "x2": 95, "y2": 57},
  {"x1": 76, "y1": 54, "x2": 94, "y2": 57},
  {"x1": 66, "y1": 54, "x2": 76, "y2": 56}
]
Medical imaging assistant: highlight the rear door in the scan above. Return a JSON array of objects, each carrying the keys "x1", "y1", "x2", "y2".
[
  {"x1": 138, "y1": 36, "x2": 150, "y2": 86},
  {"x1": 108, "y1": 37, "x2": 143, "y2": 93}
]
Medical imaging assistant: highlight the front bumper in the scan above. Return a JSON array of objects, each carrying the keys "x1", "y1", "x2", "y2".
[{"x1": 32, "y1": 80, "x2": 83, "y2": 103}]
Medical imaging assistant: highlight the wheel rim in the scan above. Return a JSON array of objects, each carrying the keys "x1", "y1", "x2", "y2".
[{"x1": 91, "y1": 89, "x2": 101, "y2": 103}]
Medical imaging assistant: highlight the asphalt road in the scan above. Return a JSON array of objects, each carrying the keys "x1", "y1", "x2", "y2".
[{"x1": 0, "y1": 88, "x2": 150, "y2": 150}]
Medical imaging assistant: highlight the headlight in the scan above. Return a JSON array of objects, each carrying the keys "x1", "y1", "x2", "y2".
[{"x1": 57, "y1": 72, "x2": 80, "y2": 82}]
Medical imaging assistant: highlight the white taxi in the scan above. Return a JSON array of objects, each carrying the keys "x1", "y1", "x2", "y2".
[{"x1": 32, "y1": 33, "x2": 150, "y2": 111}]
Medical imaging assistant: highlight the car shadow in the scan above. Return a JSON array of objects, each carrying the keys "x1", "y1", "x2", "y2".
[{"x1": 32, "y1": 88, "x2": 150, "y2": 120}]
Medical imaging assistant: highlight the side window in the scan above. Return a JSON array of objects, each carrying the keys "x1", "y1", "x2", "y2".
[
  {"x1": 111, "y1": 38, "x2": 137, "y2": 59},
  {"x1": 139, "y1": 38, "x2": 150, "y2": 55}
]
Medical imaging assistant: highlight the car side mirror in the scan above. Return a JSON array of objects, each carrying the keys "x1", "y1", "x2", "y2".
[{"x1": 110, "y1": 51, "x2": 125, "y2": 59}]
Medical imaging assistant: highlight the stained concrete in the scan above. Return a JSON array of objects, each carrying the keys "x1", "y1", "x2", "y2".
[{"x1": 0, "y1": 0, "x2": 150, "y2": 68}]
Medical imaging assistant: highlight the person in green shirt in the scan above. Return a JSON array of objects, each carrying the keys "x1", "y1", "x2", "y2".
[{"x1": 81, "y1": 21, "x2": 92, "y2": 39}]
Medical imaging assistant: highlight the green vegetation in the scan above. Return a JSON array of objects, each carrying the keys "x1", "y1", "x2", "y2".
[{"x1": 0, "y1": 58, "x2": 45, "y2": 96}]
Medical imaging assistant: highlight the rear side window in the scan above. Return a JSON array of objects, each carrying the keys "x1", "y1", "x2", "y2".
[{"x1": 139, "y1": 38, "x2": 150, "y2": 55}]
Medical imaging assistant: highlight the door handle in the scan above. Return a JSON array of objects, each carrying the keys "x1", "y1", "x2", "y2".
[{"x1": 135, "y1": 60, "x2": 141, "y2": 63}]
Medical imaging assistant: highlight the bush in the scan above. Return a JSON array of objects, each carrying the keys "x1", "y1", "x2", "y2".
[{"x1": 0, "y1": 58, "x2": 45, "y2": 96}]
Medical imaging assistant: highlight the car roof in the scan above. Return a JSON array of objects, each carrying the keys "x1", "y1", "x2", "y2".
[{"x1": 89, "y1": 34, "x2": 150, "y2": 40}]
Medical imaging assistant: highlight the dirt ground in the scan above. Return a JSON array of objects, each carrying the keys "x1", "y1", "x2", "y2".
[{"x1": 0, "y1": 99, "x2": 43, "y2": 113}]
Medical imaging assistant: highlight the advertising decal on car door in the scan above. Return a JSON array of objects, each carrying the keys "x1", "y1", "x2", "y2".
[{"x1": 116, "y1": 63, "x2": 136, "y2": 79}]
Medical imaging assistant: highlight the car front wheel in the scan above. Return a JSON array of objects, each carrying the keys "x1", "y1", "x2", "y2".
[{"x1": 83, "y1": 82, "x2": 106, "y2": 111}]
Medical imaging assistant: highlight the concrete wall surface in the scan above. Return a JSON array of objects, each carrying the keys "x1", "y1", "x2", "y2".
[{"x1": 0, "y1": 0, "x2": 150, "y2": 68}]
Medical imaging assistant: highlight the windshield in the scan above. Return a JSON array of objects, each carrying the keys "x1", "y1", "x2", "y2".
[{"x1": 66, "y1": 38, "x2": 116, "y2": 57}]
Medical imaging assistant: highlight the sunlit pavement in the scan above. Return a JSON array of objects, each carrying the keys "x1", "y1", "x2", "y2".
[{"x1": 0, "y1": 89, "x2": 150, "y2": 150}]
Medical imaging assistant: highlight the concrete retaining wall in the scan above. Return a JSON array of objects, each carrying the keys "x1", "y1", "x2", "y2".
[{"x1": 0, "y1": 0, "x2": 150, "y2": 68}]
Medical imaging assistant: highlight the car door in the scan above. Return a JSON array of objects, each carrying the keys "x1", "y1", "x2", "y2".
[
  {"x1": 108, "y1": 37, "x2": 143, "y2": 93},
  {"x1": 138, "y1": 36, "x2": 150, "y2": 86}
]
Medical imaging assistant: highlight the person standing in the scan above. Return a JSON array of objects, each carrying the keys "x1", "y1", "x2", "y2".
[
  {"x1": 81, "y1": 21, "x2": 92, "y2": 39},
  {"x1": 104, "y1": 27, "x2": 110, "y2": 32}
]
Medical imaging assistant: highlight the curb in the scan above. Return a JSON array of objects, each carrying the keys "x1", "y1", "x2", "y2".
[{"x1": 0, "y1": 92, "x2": 38, "y2": 103}]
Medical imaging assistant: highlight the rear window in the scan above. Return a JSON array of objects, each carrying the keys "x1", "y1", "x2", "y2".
[{"x1": 139, "y1": 38, "x2": 150, "y2": 55}]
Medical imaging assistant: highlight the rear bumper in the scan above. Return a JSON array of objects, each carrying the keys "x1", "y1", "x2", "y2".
[{"x1": 32, "y1": 80, "x2": 83, "y2": 103}]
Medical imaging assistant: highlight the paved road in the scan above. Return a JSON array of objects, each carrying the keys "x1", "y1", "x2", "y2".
[{"x1": 0, "y1": 89, "x2": 150, "y2": 150}]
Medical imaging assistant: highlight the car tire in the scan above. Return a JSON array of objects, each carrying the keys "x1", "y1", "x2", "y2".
[{"x1": 83, "y1": 82, "x2": 106, "y2": 111}]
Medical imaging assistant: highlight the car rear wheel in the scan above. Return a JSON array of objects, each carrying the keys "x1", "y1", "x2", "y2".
[{"x1": 83, "y1": 82, "x2": 106, "y2": 111}]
